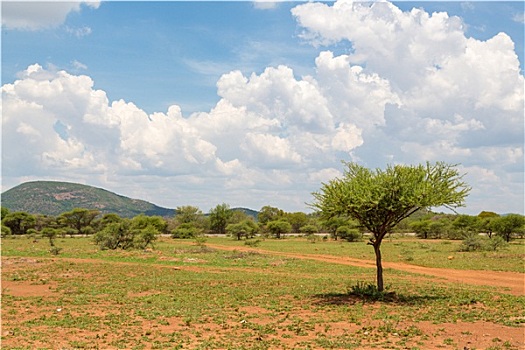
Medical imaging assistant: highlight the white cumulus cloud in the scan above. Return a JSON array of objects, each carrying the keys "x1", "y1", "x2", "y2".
[{"x1": 1, "y1": 0, "x2": 523, "y2": 214}]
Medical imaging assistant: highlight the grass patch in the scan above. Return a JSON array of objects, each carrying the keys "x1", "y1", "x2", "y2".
[{"x1": 2, "y1": 236, "x2": 524, "y2": 349}]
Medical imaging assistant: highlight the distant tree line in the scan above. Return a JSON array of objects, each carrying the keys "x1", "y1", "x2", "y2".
[{"x1": 1, "y1": 205, "x2": 523, "y2": 252}]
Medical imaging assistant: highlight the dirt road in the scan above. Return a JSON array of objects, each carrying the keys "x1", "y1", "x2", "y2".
[{"x1": 203, "y1": 243, "x2": 525, "y2": 295}]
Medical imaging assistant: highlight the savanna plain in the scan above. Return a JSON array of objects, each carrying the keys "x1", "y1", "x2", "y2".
[{"x1": 1, "y1": 235, "x2": 524, "y2": 350}]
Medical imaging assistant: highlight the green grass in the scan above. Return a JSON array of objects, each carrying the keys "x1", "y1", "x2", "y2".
[
  {"x1": 202, "y1": 235, "x2": 525, "y2": 272},
  {"x1": 2, "y1": 236, "x2": 524, "y2": 349}
]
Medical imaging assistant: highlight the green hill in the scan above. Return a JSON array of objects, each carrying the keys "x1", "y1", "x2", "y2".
[{"x1": 1, "y1": 181, "x2": 175, "y2": 218}]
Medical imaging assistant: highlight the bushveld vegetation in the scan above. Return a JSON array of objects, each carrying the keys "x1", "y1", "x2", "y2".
[
  {"x1": 2, "y1": 204, "x2": 524, "y2": 248},
  {"x1": 2, "y1": 234, "x2": 524, "y2": 349},
  {"x1": 1, "y1": 162, "x2": 524, "y2": 349}
]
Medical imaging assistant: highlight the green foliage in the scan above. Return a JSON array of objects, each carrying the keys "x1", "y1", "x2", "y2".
[
  {"x1": 491, "y1": 214, "x2": 525, "y2": 242},
  {"x1": 257, "y1": 205, "x2": 284, "y2": 225},
  {"x1": 49, "y1": 246, "x2": 62, "y2": 256},
  {"x1": 244, "y1": 238, "x2": 261, "y2": 247},
  {"x1": 93, "y1": 220, "x2": 134, "y2": 250},
  {"x1": 410, "y1": 218, "x2": 450, "y2": 239},
  {"x1": 131, "y1": 214, "x2": 167, "y2": 232},
  {"x1": 348, "y1": 281, "x2": 388, "y2": 301},
  {"x1": 478, "y1": 211, "x2": 499, "y2": 219},
  {"x1": 209, "y1": 203, "x2": 233, "y2": 234},
  {"x1": 226, "y1": 220, "x2": 258, "y2": 240},
  {"x1": 459, "y1": 234, "x2": 510, "y2": 252},
  {"x1": 171, "y1": 223, "x2": 201, "y2": 239},
  {"x1": 450, "y1": 214, "x2": 481, "y2": 239},
  {"x1": 41, "y1": 228, "x2": 59, "y2": 246},
  {"x1": 1, "y1": 224, "x2": 12, "y2": 237},
  {"x1": 2, "y1": 211, "x2": 36, "y2": 235},
  {"x1": 410, "y1": 220, "x2": 432, "y2": 239},
  {"x1": 286, "y1": 212, "x2": 309, "y2": 233},
  {"x1": 59, "y1": 208, "x2": 100, "y2": 235},
  {"x1": 319, "y1": 216, "x2": 349, "y2": 240},
  {"x1": 300, "y1": 224, "x2": 318, "y2": 235},
  {"x1": 306, "y1": 233, "x2": 320, "y2": 243},
  {"x1": 98, "y1": 213, "x2": 124, "y2": 228},
  {"x1": 484, "y1": 236, "x2": 508, "y2": 251},
  {"x1": 266, "y1": 220, "x2": 292, "y2": 239},
  {"x1": 336, "y1": 226, "x2": 361, "y2": 242},
  {"x1": 133, "y1": 225, "x2": 160, "y2": 249},
  {"x1": 124, "y1": 214, "x2": 166, "y2": 248},
  {"x1": 312, "y1": 161, "x2": 470, "y2": 291},
  {"x1": 174, "y1": 206, "x2": 204, "y2": 226},
  {"x1": 458, "y1": 233, "x2": 484, "y2": 252},
  {"x1": 1, "y1": 206, "x2": 10, "y2": 218}
]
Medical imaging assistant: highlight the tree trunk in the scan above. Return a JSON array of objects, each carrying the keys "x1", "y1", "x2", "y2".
[{"x1": 373, "y1": 243, "x2": 384, "y2": 292}]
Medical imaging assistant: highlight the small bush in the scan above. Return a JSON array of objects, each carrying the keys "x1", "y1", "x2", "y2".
[
  {"x1": 300, "y1": 224, "x2": 318, "y2": 235},
  {"x1": 171, "y1": 223, "x2": 200, "y2": 239},
  {"x1": 484, "y1": 236, "x2": 508, "y2": 251},
  {"x1": 194, "y1": 235, "x2": 207, "y2": 246},
  {"x1": 1, "y1": 225, "x2": 12, "y2": 238},
  {"x1": 93, "y1": 222, "x2": 134, "y2": 250},
  {"x1": 459, "y1": 234, "x2": 509, "y2": 252},
  {"x1": 348, "y1": 281, "x2": 388, "y2": 300},
  {"x1": 337, "y1": 226, "x2": 361, "y2": 242},
  {"x1": 244, "y1": 239, "x2": 261, "y2": 247},
  {"x1": 458, "y1": 234, "x2": 484, "y2": 252},
  {"x1": 49, "y1": 246, "x2": 62, "y2": 256},
  {"x1": 306, "y1": 234, "x2": 319, "y2": 243}
]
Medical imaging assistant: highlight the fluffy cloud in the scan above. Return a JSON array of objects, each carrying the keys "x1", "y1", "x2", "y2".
[
  {"x1": 2, "y1": 1, "x2": 523, "y2": 214},
  {"x1": 2, "y1": 1, "x2": 100, "y2": 31},
  {"x1": 292, "y1": 0, "x2": 523, "y2": 213},
  {"x1": 2, "y1": 61, "x2": 365, "y2": 210}
]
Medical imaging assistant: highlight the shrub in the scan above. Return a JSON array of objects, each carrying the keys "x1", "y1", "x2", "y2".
[
  {"x1": 171, "y1": 223, "x2": 200, "y2": 239},
  {"x1": 300, "y1": 224, "x2": 318, "y2": 235},
  {"x1": 133, "y1": 225, "x2": 160, "y2": 249},
  {"x1": 306, "y1": 234, "x2": 319, "y2": 243},
  {"x1": 226, "y1": 220, "x2": 258, "y2": 240},
  {"x1": 1, "y1": 225, "x2": 11, "y2": 237},
  {"x1": 244, "y1": 239, "x2": 261, "y2": 247},
  {"x1": 266, "y1": 220, "x2": 291, "y2": 239},
  {"x1": 93, "y1": 221, "x2": 134, "y2": 250},
  {"x1": 458, "y1": 234, "x2": 484, "y2": 252},
  {"x1": 337, "y1": 226, "x2": 361, "y2": 242},
  {"x1": 484, "y1": 236, "x2": 508, "y2": 251},
  {"x1": 348, "y1": 281, "x2": 388, "y2": 300}
]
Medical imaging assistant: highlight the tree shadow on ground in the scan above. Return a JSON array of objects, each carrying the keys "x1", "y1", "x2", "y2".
[{"x1": 312, "y1": 291, "x2": 447, "y2": 306}]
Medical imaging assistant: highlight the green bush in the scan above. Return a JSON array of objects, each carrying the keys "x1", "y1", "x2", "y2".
[
  {"x1": 484, "y1": 236, "x2": 508, "y2": 251},
  {"x1": 459, "y1": 234, "x2": 509, "y2": 252},
  {"x1": 458, "y1": 234, "x2": 484, "y2": 252},
  {"x1": 300, "y1": 224, "x2": 318, "y2": 235},
  {"x1": 348, "y1": 281, "x2": 388, "y2": 300},
  {"x1": 171, "y1": 223, "x2": 200, "y2": 239},
  {"x1": 93, "y1": 221, "x2": 134, "y2": 250},
  {"x1": 306, "y1": 234, "x2": 319, "y2": 243},
  {"x1": 337, "y1": 226, "x2": 361, "y2": 242},
  {"x1": 1, "y1": 225, "x2": 11, "y2": 237}
]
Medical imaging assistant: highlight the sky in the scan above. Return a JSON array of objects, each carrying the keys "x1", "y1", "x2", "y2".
[{"x1": 1, "y1": 0, "x2": 524, "y2": 215}]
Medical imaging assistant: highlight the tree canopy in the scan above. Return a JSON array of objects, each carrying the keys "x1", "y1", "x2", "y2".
[{"x1": 312, "y1": 161, "x2": 470, "y2": 291}]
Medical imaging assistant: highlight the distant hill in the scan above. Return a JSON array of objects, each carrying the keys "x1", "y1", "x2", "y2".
[
  {"x1": 231, "y1": 207, "x2": 259, "y2": 221},
  {"x1": 1, "y1": 181, "x2": 175, "y2": 218}
]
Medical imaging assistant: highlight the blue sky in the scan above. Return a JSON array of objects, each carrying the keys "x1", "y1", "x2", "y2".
[{"x1": 2, "y1": 1, "x2": 524, "y2": 215}]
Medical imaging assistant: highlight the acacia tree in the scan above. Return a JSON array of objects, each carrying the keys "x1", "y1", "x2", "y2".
[
  {"x1": 312, "y1": 162, "x2": 470, "y2": 292},
  {"x1": 491, "y1": 214, "x2": 525, "y2": 242},
  {"x1": 209, "y1": 203, "x2": 233, "y2": 234},
  {"x1": 59, "y1": 208, "x2": 100, "y2": 235},
  {"x1": 2, "y1": 211, "x2": 36, "y2": 235}
]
